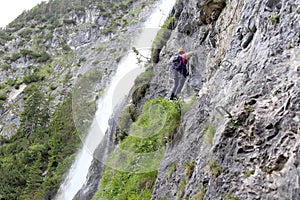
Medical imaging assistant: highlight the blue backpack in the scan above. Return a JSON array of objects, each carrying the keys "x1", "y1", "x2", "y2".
[{"x1": 171, "y1": 55, "x2": 189, "y2": 77}]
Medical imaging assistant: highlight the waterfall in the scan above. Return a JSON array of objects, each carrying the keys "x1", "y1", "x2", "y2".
[{"x1": 56, "y1": 0, "x2": 176, "y2": 199}]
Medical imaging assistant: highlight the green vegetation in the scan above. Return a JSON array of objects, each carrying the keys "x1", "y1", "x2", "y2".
[
  {"x1": 22, "y1": 65, "x2": 53, "y2": 84},
  {"x1": 192, "y1": 186, "x2": 206, "y2": 200},
  {"x1": 225, "y1": 193, "x2": 238, "y2": 200},
  {"x1": 177, "y1": 179, "x2": 187, "y2": 200},
  {"x1": 185, "y1": 161, "x2": 196, "y2": 180},
  {"x1": 167, "y1": 162, "x2": 177, "y2": 179},
  {"x1": 36, "y1": 51, "x2": 51, "y2": 63},
  {"x1": 72, "y1": 69, "x2": 102, "y2": 138},
  {"x1": 79, "y1": 57, "x2": 87, "y2": 64},
  {"x1": 98, "y1": 0, "x2": 135, "y2": 14},
  {"x1": 244, "y1": 169, "x2": 255, "y2": 177},
  {"x1": 131, "y1": 67, "x2": 153, "y2": 105},
  {"x1": 128, "y1": 1, "x2": 147, "y2": 15},
  {"x1": 102, "y1": 27, "x2": 117, "y2": 35},
  {"x1": 4, "y1": 50, "x2": 51, "y2": 63},
  {"x1": 94, "y1": 98, "x2": 182, "y2": 199},
  {"x1": 62, "y1": 45, "x2": 71, "y2": 51},
  {"x1": 245, "y1": 131, "x2": 255, "y2": 141},
  {"x1": 161, "y1": 16, "x2": 176, "y2": 29},
  {"x1": 0, "y1": 90, "x2": 7, "y2": 101},
  {"x1": 269, "y1": 14, "x2": 280, "y2": 25},
  {"x1": 0, "y1": 30, "x2": 14, "y2": 42},
  {"x1": 203, "y1": 124, "x2": 215, "y2": 145},
  {"x1": 93, "y1": 168, "x2": 157, "y2": 200},
  {"x1": 108, "y1": 99, "x2": 181, "y2": 171},
  {"x1": 18, "y1": 28, "x2": 34, "y2": 38},
  {"x1": 208, "y1": 160, "x2": 222, "y2": 178},
  {"x1": 1, "y1": 63, "x2": 10, "y2": 71},
  {"x1": 92, "y1": 60, "x2": 100, "y2": 65},
  {"x1": 0, "y1": 86, "x2": 81, "y2": 199},
  {"x1": 116, "y1": 104, "x2": 136, "y2": 142},
  {"x1": 229, "y1": 116, "x2": 239, "y2": 130},
  {"x1": 151, "y1": 15, "x2": 177, "y2": 63},
  {"x1": 244, "y1": 104, "x2": 253, "y2": 113},
  {"x1": 151, "y1": 28, "x2": 171, "y2": 63},
  {"x1": 117, "y1": 68, "x2": 153, "y2": 141},
  {"x1": 260, "y1": 165, "x2": 273, "y2": 174},
  {"x1": 0, "y1": 84, "x2": 6, "y2": 90},
  {"x1": 49, "y1": 84, "x2": 58, "y2": 90}
]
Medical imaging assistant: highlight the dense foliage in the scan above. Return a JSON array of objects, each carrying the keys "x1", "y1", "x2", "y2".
[
  {"x1": 93, "y1": 98, "x2": 182, "y2": 200},
  {"x1": 0, "y1": 0, "x2": 157, "y2": 199},
  {"x1": 0, "y1": 87, "x2": 81, "y2": 199}
]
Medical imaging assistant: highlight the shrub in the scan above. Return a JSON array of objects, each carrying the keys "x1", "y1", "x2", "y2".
[
  {"x1": 92, "y1": 60, "x2": 100, "y2": 65},
  {"x1": 208, "y1": 160, "x2": 222, "y2": 178},
  {"x1": 45, "y1": 33, "x2": 53, "y2": 40},
  {"x1": 0, "y1": 94, "x2": 81, "y2": 199},
  {"x1": 162, "y1": 16, "x2": 176, "y2": 29},
  {"x1": 244, "y1": 169, "x2": 255, "y2": 177},
  {"x1": 23, "y1": 73, "x2": 42, "y2": 84},
  {"x1": 177, "y1": 179, "x2": 187, "y2": 200},
  {"x1": 0, "y1": 31, "x2": 13, "y2": 41},
  {"x1": 0, "y1": 90, "x2": 7, "y2": 101},
  {"x1": 18, "y1": 28, "x2": 34, "y2": 37},
  {"x1": 62, "y1": 45, "x2": 71, "y2": 51},
  {"x1": 269, "y1": 14, "x2": 280, "y2": 25},
  {"x1": 10, "y1": 52, "x2": 22, "y2": 62},
  {"x1": 63, "y1": 18, "x2": 76, "y2": 25},
  {"x1": 1, "y1": 64, "x2": 10, "y2": 71},
  {"x1": 225, "y1": 193, "x2": 238, "y2": 200},
  {"x1": 131, "y1": 67, "x2": 153, "y2": 105},
  {"x1": 151, "y1": 28, "x2": 171, "y2": 63},
  {"x1": 0, "y1": 84, "x2": 6, "y2": 90},
  {"x1": 36, "y1": 52, "x2": 51, "y2": 63},
  {"x1": 94, "y1": 98, "x2": 182, "y2": 199},
  {"x1": 167, "y1": 162, "x2": 177, "y2": 179},
  {"x1": 79, "y1": 57, "x2": 86, "y2": 63},
  {"x1": 151, "y1": 16, "x2": 176, "y2": 63},
  {"x1": 49, "y1": 84, "x2": 58, "y2": 90},
  {"x1": 117, "y1": 104, "x2": 136, "y2": 141},
  {"x1": 193, "y1": 187, "x2": 206, "y2": 200},
  {"x1": 7, "y1": 78, "x2": 17, "y2": 87},
  {"x1": 203, "y1": 124, "x2": 215, "y2": 145},
  {"x1": 72, "y1": 69, "x2": 102, "y2": 137},
  {"x1": 20, "y1": 49, "x2": 34, "y2": 57},
  {"x1": 185, "y1": 161, "x2": 196, "y2": 180},
  {"x1": 93, "y1": 168, "x2": 156, "y2": 200},
  {"x1": 244, "y1": 104, "x2": 253, "y2": 113}
]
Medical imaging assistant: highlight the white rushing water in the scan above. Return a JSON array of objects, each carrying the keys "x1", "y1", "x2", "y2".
[{"x1": 56, "y1": 0, "x2": 176, "y2": 199}]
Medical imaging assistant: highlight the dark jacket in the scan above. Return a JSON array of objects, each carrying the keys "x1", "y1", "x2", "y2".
[{"x1": 171, "y1": 54, "x2": 188, "y2": 77}]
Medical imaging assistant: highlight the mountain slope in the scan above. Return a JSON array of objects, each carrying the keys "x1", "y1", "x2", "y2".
[
  {"x1": 84, "y1": 0, "x2": 299, "y2": 199},
  {"x1": 149, "y1": 0, "x2": 300, "y2": 199},
  {"x1": 0, "y1": 0, "x2": 157, "y2": 199}
]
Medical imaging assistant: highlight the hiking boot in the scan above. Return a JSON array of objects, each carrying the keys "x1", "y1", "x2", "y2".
[
  {"x1": 169, "y1": 93, "x2": 178, "y2": 101},
  {"x1": 169, "y1": 93, "x2": 175, "y2": 100}
]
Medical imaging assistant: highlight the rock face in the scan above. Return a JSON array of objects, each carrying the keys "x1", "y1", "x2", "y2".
[
  {"x1": 75, "y1": 116, "x2": 119, "y2": 199},
  {"x1": 148, "y1": 0, "x2": 300, "y2": 199},
  {"x1": 0, "y1": 0, "x2": 157, "y2": 138}
]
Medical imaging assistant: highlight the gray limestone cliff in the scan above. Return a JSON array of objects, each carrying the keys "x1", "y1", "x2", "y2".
[
  {"x1": 1, "y1": 0, "x2": 298, "y2": 199},
  {"x1": 81, "y1": 0, "x2": 299, "y2": 199},
  {"x1": 149, "y1": 0, "x2": 300, "y2": 199}
]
